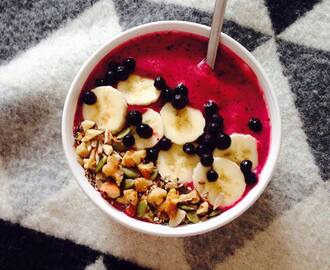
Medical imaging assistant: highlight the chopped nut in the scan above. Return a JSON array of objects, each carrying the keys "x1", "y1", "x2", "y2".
[
  {"x1": 75, "y1": 132, "x2": 83, "y2": 141},
  {"x1": 137, "y1": 162, "x2": 155, "y2": 179},
  {"x1": 196, "y1": 201, "x2": 209, "y2": 215},
  {"x1": 83, "y1": 149, "x2": 96, "y2": 170},
  {"x1": 122, "y1": 150, "x2": 146, "y2": 167},
  {"x1": 102, "y1": 155, "x2": 121, "y2": 177},
  {"x1": 116, "y1": 189, "x2": 138, "y2": 206},
  {"x1": 100, "y1": 182, "x2": 120, "y2": 199},
  {"x1": 104, "y1": 129, "x2": 113, "y2": 144},
  {"x1": 147, "y1": 188, "x2": 167, "y2": 206},
  {"x1": 95, "y1": 172, "x2": 105, "y2": 180},
  {"x1": 95, "y1": 152, "x2": 100, "y2": 164},
  {"x1": 165, "y1": 181, "x2": 178, "y2": 190},
  {"x1": 178, "y1": 189, "x2": 200, "y2": 204},
  {"x1": 97, "y1": 143, "x2": 103, "y2": 154},
  {"x1": 91, "y1": 140, "x2": 98, "y2": 148},
  {"x1": 82, "y1": 129, "x2": 104, "y2": 142},
  {"x1": 76, "y1": 155, "x2": 84, "y2": 165},
  {"x1": 113, "y1": 171, "x2": 124, "y2": 186},
  {"x1": 134, "y1": 178, "x2": 152, "y2": 193},
  {"x1": 169, "y1": 209, "x2": 186, "y2": 227},
  {"x1": 81, "y1": 120, "x2": 95, "y2": 131},
  {"x1": 75, "y1": 142, "x2": 90, "y2": 158},
  {"x1": 161, "y1": 188, "x2": 179, "y2": 218},
  {"x1": 102, "y1": 144, "x2": 113, "y2": 156}
]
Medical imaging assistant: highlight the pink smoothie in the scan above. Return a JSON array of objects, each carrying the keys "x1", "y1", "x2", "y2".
[{"x1": 75, "y1": 31, "x2": 271, "y2": 208}]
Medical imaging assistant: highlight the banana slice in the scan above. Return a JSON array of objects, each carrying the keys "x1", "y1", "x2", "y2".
[
  {"x1": 213, "y1": 133, "x2": 258, "y2": 169},
  {"x1": 157, "y1": 144, "x2": 199, "y2": 183},
  {"x1": 117, "y1": 74, "x2": 160, "y2": 105},
  {"x1": 82, "y1": 86, "x2": 127, "y2": 134},
  {"x1": 160, "y1": 103, "x2": 205, "y2": 145},
  {"x1": 132, "y1": 109, "x2": 164, "y2": 149},
  {"x1": 193, "y1": 157, "x2": 246, "y2": 208}
]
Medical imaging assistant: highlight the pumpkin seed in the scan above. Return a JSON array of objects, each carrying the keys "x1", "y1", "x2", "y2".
[
  {"x1": 122, "y1": 167, "x2": 139, "y2": 178},
  {"x1": 123, "y1": 179, "x2": 135, "y2": 189},
  {"x1": 116, "y1": 128, "x2": 131, "y2": 139},
  {"x1": 137, "y1": 200, "x2": 148, "y2": 217},
  {"x1": 95, "y1": 156, "x2": 107, "y2": 173},
  {"x1": 186, "y1": 211, "x2": 200, "y2": 223},
  {"x1": 209, "y1": 209, "x2": 221, "y2": 217},
  {"x1": 150, "y1": 169, "x2": 158, "y2": 180},
  {"x1": 178, "y1": 204, "x2": 197, "y2": 211}
]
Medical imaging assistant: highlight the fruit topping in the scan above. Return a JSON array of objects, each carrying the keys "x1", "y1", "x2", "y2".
[
  {"x1": 206, "y1": 122, "x2": 221, "y2": 135},
  {"x1": 216, "y1": 133, "x2": 231, "y2": 150},
  {"x1": 158, "y1": 137, "x2": 172, "y2": 151},
  {"x1": 248, "y1": 118, "x2": 262, "y2": 132},
  {"x1": 174, "y1": 83, "x2": 188, "y2": 96},
  {"x1": 123, "y1": 57, "x2": 136, "y2": 73},
  {"x1": 171, "y1": 93, "x2": 188, "y2": 110},
  {"x1": 95, "y1": 78, "x2": 107, "y2": 87},
  {"x1": 154, "y1": 76, "x2": 167, "y2": 90},
  {"x1": 195, "y1": 144, "x2": 210, "y2": 156},
  {"x1": 244, "y1": 171, "x2": 257, "y2": 185},
  {"x1": 108, "y1": 61, "x2": 119, "y2": 72},
  {"x1": 127, "y1": 110, "x2": 142, "y2": 126},
  {"x1": 116, "y1": 65, "x2": 129, "y2": 81},
  {"x1": 204, "y1": 100, "x2": 218, "y2": 115},
  {"x1": 82, "y1": 91, "x2": 97, "y2": 105},
  {"x1": 207, "y1": 169, "x2": 218, "y2": 182},
  {"x1": 146, "y1": 147, "x2": 159, "y2": 162},
  {"x1": 200, "y1": 153, "x2": 214, "y2": 167},
  {"x1": 136, "y1": 123, "x2": 153, "y2": 138},
  {"x1": 240, "y1": 160, "x2": 253, "y2": 174},
  {"x1": 122, "y1": 134, "x2": 135, "y2": 147},
  {"x1": 160, "y1": 88, "x2": 173, "y2": 102},
  {"x1": 183, "y1": 143, "x2": 195, "y2": 155},
  {"x1": 105, "y1": 70, "x2": 118, "y2": 85}
]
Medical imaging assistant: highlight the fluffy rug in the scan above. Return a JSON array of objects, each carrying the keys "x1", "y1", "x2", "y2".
[{"x1": 0, "y1": 0, "x2": 329, "y2": 269}]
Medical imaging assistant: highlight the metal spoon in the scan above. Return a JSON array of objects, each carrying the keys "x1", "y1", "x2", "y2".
[{"x1": 206, "y1": 0, "x2": 228, "y2": 69}]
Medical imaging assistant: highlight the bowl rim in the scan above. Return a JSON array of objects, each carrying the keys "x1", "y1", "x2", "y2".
[{"x1": 62, "y1": 20, "x2": 281, "y2": 237}]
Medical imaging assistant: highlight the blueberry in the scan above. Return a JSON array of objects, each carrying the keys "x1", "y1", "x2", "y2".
[
  {"x1": 154, "y1": 76, "x2": 167, "y2": 90},
  {"x1": 160, "y1": 88, "x2": 173, "y2": 102},
  {"x1": 122, "y1": 134, "x2": 135, "y2": 147},
  {"x1": 200, "y1": 153, "x2": 214, "y2": 167},
  {"x1": 123, "y1": 57, "x2": 136, "y2": 73},
  {"x1": 216, "y1": 133, "x2": 231, "y2": 150},
  {"x1": 174, "y1": 83, "x2": 188, "y2": 96},
  {"x1": 207, "y1": 169, "x2": 218, "y2": 182},
  {"x1": 146, "y1": 148, "x2": 159, "y2": 162},
  {"x1": 248, "y1": 118, "x2": 262, "y2": 132},
  {"x1": 244, "y1": 171, "x2": 257, "y2": 185},
  {"x1": 240, "y1": 160, "x2": 252, "y2": 174},
  {"x1": 204, "y1": 100, "x2": 218, "y2": 115},
  {"x1": 207, "y1": 122, "x2": 221, "y2": 135},
  {"x1": 171, "y1": 94, "x2": 188, "y2": 109},
  {"x1": 183, "y1": 143, "x2": 195, "y2": 155},
  {"x1": 105, "y1": 70, "x2": 118, "y2": 85},
  {"x1": 195, "y1": 144, "x2": 210, "y2": 156},
  {"x1": 116, "y1": 65, "x2": 129, "y2": 81},
  {"x1": 158, "y1": 137, "x2": 172, "y2": 151},
  {"x1": 95, "y1": 78, "x2": 107, "y2": 87},
  {"x1": 201, "y1": 133, "x2": 216, "y2": 148},
  {"x1": 82, "y1": 91, "x2": 97, "y2": 105},
  {"x1": 136, "y1": 123, "x2": 153, "y2": 138},
  {"x1": 126, "y1": 110, "x2": 142, "y2": 126},
  {"x1": 108, "y1": 61, "x2": 119, "y2": 72}
]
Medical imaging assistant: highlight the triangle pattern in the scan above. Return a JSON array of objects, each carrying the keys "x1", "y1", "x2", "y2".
[{"x1": 265, "y1": 0, "x2": 321, "y2": 34}]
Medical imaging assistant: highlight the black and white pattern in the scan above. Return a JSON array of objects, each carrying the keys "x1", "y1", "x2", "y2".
[{"x1": 0, "y1": 0, "x2": 329, "y2": 269}]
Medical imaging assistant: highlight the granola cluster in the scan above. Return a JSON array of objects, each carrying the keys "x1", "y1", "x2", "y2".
[{"x1": 74, "y1": 120, "x2": 220, "y2": 227}]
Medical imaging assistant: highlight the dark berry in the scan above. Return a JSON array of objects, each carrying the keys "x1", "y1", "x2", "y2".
[
  {"x1": 240, "y1": 160, "x2": 253, "y2": 174},
  {"x1": 160, "y1": 88, "x2": 173, "y2": 102},
  {"x1": 158, "y1": 137, "x2": 172, "y2": 151},
  {"x1": 174, "y1": 83, "x2": 188, "y2": 96},
  {"x1": 201, "y1": 133, "x2": 216, "y2": 148},
  {"x1": 207, "y1": 113, "x2": 223, "y2": 124},
  {"x1": 204, "y1": 100, "x2": 218, "y2": 115},
  {"x1": 154, "y1": 76, "x2": 166, "y2": 90},
  {"x1": 248, "y1": 118, "x2": 262, "y2": 132},
  {"x1": 116, "y1": 65, "x2": 129, "y2": 81},
  {"x1": 126, "y1": 110, "x2": 142, "y2": 126},
  {"x1": 82, "y1": 91, "x2": 97, "y2": 105},
  {"x1": 122, "y1": 134, "x2": 135, "y2": 147},
  {"x1": 183, "y1": 143, "x2": 195, "y2": 155},
  {"x1": 207, "y1": 169, "x2": 218, "y2": 182},
  {"x1": 146, "y1": 148, "x2": 159, "y2": 162},
  {"x1": 216, "y1": 133, "x2": 231, "y2": 150},
  {"x1": 195, "y1": 144, "x2": 211, "y2": 156},
  {"x1": 123, "y1": 57, "x2": 136, "y2": 72},
  {"x1": 105, "y1": 70, "x2": 118, "y2": 85},
  {"x1": 95, "y1": 78, "x2": 107, "y2": 87},
  {"x1": 200, "y1": 153, "x2": 214, "y2": 167},
  {"x1": 108, "y1": 61, "x2": 119, "y2": 72},
  {"x1": 207, "y1": 122, "x2": 221, "y2": 135},
  {"x1": 171, "y1": 94, "x2": 188, "y2": 110},
  {"x1": 244, "y1": 171, "x2": 257, "y2": 185},
  {"x1": 136, "y1": 124, "x2": 153, "y2": 138}
]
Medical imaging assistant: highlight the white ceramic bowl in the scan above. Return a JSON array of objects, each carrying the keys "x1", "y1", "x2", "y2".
[{"x1": 62, "y1": 21, "x2": 281, "y2": 237}]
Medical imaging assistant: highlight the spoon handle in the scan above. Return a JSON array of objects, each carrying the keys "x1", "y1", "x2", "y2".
[{"x1": 206, "y1": 0, "x2": 228, "y2": 69}]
